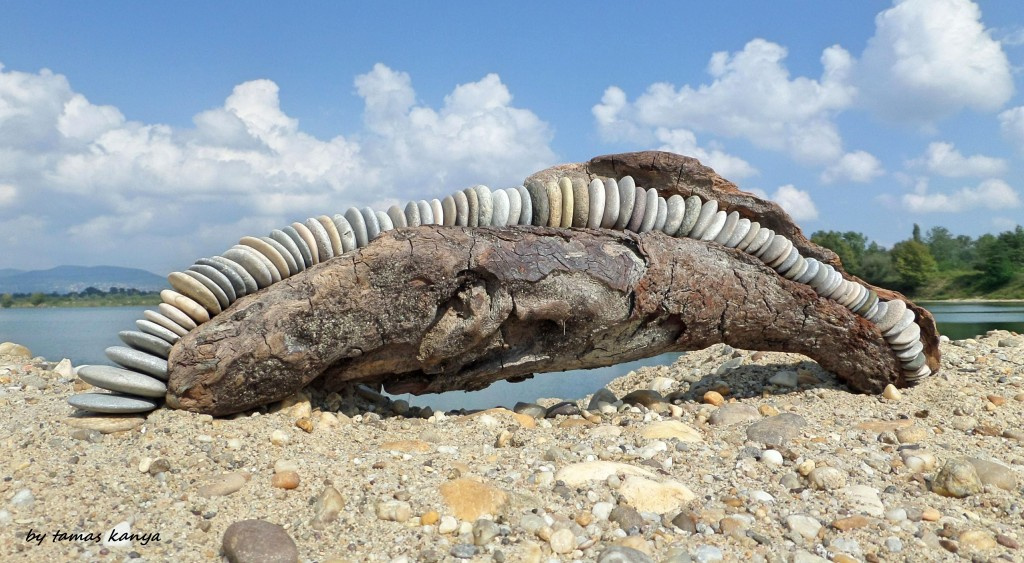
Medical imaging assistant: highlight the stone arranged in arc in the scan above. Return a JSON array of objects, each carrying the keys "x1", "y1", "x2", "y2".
[{"x1": 70, "y1": 174, "x2": 931, "y2": 414}]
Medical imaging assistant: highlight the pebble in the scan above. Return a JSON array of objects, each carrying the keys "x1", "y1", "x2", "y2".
[
  {"x1": 707, "y1": 403, "x2": 760, "y2": 426},
  {"x1": 882, "y1": 384, "x2": 902, "y2": 400},
  {"x1": 617, "y1": 476, "x2": 694, "y2": 513},
  {"x1": 693, "y1": 545, "x2": 723, "y2": 562},
  {"x1": 438, "y1": 515, "x2": 459, "y2": 534},
  {"x1": 439, "y1": 478, "x2": 508, "y2": 520},
  {"x1": 376, "y1": 500, "x2": 411, "y2": 522},
  {"x1": 609, "y1": 505, "x2": 644, "y2": 531},
  {"x1": 64, "y1": 415, "x2": 145, "y2": 434},
  {"x1": 271, "y1": 470, "x2": 300, "y2": 490},
  {"x1": 10, "y1": 488, "x2": 34, "y2": 508},
  {"x1": 958, "y1": 529, "x2": 998, "y2": 551},
  {"x1": 760, "y1": 449, "x2": 784, "y2": 466},
  {"x1": 807, "y1": 466, "x2": 847, "y2": 490},
  {"x1": 768, "y1": 370, "x2": 798, "y2": 387},
  {"x1": 596, "y1": 546, "x2": 655, "y2": 563},
  {"x1": 548, "y1": 528, "x2": 576, "y2": 553},
  {"x1": 842, "y1": 485, "x2": 884, "y2": 516},
  {"x1": 449, "y1": 544, "x2": 477, "y2": 559},
  {"x1": 966, "y1": 456, "x2": 1018, "y2": 491},
  {"x1": 621, "y1": 389, "x2": 665, "y2": 408},
  {"x1": 639, "y1": 420, "x2": 702, "y2": 442},
  {"x1": 198, "y1": 472, "x2": 249, "y2": 497},
  {"x1": 471, "y1": 518, "x2": 499, "y2": 546},
  {"x1": 269, "y1": 429, "x2": 290, "y2": 446},
  {"x1": 222, "y1": 519, "x2": 298, "y2": 563},
  {"x1": 921, "y1": 507, "x2": 942, "y2": 521},
  {"x1": 588, "y1": 388, "x2": 618, "y2": 410},
  {"x1": 545, "y1": 400, "x2": 580, "y2": 418},
  {"x1": 932, "y1": 458, "x2": 983, "y2": 497},
  {"x1": 512, "y1": 402, "x2": 547, "y2": 419},
  {"x1": 702, "y1": 390, "x2": 725, "y2": 406},
  {"x1": 310, "y1": 486, "x2": 345, "y2": 529},
  {"x1": 785, "y1": 514, "x2": 822, "y2": 540},
  {"x1": 745, "y1": 413, "x2": 807, "y2": 446}
]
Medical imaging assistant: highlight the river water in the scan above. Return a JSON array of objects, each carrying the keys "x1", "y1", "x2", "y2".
[{"x1": 1, "y1": 301, "x2": 1021, "y2": 411}]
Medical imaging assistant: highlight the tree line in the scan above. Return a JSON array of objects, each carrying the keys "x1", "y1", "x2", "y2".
[
  {"x1": 811, "y1": 224, "x2": 1024, "y2": 298},
  {"x1": 0, "y1": 287, "x2": 161, "y2": 308}
]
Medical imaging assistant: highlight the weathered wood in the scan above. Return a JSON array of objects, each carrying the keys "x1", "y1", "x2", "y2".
[{"x1": 168, "y1": 226, "x2": 910, "y2": 415}]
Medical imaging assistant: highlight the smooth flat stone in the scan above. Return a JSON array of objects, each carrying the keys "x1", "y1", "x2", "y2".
[
  {"x1": 776, "y1": 247, "x2": 801, "y2": 274},
  {"x1": 782, "y1": 255, "x2": 807, "y2": 280},
  {"x1": 902, "y1": 352, "x2": 926, "y2": 371},
  {"x1": 105, "y1": 346, "x2": 168, "y2": 380},
  {"x1": 464, "y1": 187, "x2": 480, "y2": 227},
  {"x1": 863, "y1": 301, "x2": 879, "y2": 320},
  {"x1": 290, "y1": 222, "x2": 320, "y2": 265},
  {"x1": 769, "y1": 240, "x2": 796, "y2": 268},
  {"x1": 439, "y1": 198, "x2": 455, "y2": 227},
  {"x1": 239, "y1": 243, "x2": 281, "y2": 284},
  {"x1": 281, "y1": 226, "x2": 314, "y2": 268},
  {"x1": 206, "y1": 256, "x2": 258, "y2": 295},
  {"x1": 795, "y1": 258, "x2": 820, "y2": 284},
  {"x1": 699, "y1": 210, "x2": 728, "y2": 241},
  {"x1": 714, "y1": 211, "x2": 740, "y2": 245},
  {"x1": 849, "y1": 286, "x2": 870, "y2": 310},
  {"x1": 361, "y1": 207, "x2": 381, "y2": 240},
  {"x1": 269, "y1": 229, "x2": 305, "y2": 273},
  {"x1": 663, "y1": 194, "x2": 685, "y2": 235},
  {"x1": 652, "y1": 196, "x2": 667, "y2": 232},
  {"x1": 513, "y1": 186, "x2": 531, "y2": 225},
  {"x1": 260, "y1": 236, "x2": 301, "y2": 277},
  {"x1": 329, "y1": 215, "x2": 357, "y2": 253},
  {"x1": 840, "y1": 281, "x2": 862, "y2": 308},
  {"x1": 136, "y1": 319, "x2": 180, "y2": 344},
  {"x1": 119, "y1": 330, "x2": 172, "y2": 359},
  {"x1": 626, "y1": 185, "x2": 647, "y2": 232},
  {"x1": 688, "y1": 200, "x2": 719, "y2": 239},
  {"x1": 453, "y1": 191, "x2": 469, "y2": 226},
  {"x1": 168, "y1": 271, "x2": 221, "y2": 314},
  {"x1": 161, "y1": 289, "x2": 211, "y2": 323},
  {"x1": 194, "y1": 258, "x2": 246, "y2": 298},
  {"x1": 344, "y1": 208, "x2": 369, "y2": 248},
  {"x1": 545, "y1": 180, "x2": 562, "y2": 227},
  {"x1": 305, "y1": 217, "x2": 335, "y2": 262},
  {"x1": 735, "y1": 221, "x2": 761, "y2": 251},
  {"x1": 64, "y1": 415, "x2": 146, "y2": 433},
  {"x1": 746, "y1": 228, "x2": 773, "y2": 255},
  {"x1": 430, "y1": 199, "x2": 444, "y2": 226},
  {"x1": 821, "y1": 271, "x2": 845, "y2": 298},
  {"x1": 78, "y1": 364, "x2": 167, "y2": 397},
  {"x1": 526, "y1": 180, "x2": 548, "y2": 226},
  {"x1": 885, "y1": 311, "x2": 918, "y2": 340},
  {"x1": 895, "y1": 340, "x2": 924, "y2": 361},
  {"x1": 223, "y1": 247, "x2": 273, "y2": 288},
  {"x1": 724, "y1": 217, "x2": 751, "y2": 248},
  {"x1": 375, "y1": 211, "x2": 393, "y2": 232},
  {"x1": 856, "y1": 291, "x2": 878, "y2": 316},
  {"x1": 558, "y1": 177, "x2": 573, "y2": 228},
  {"x1": 416, "y1": 200, "x2": 434, "y2": 226},
  {"x1": 807, "y1": 261, "x2": 831, "y2": 291},
  {"x1": 600, "y1": 178, "x2": 620, "y2": 229},
  {"x1": 677, "y1": 196, "x2": 703, "y2": 236},
  {"x1": 390, "y1": 204, "x2": 409, "y2": 228},
  {"x1": 404, "y1": 200, "x2": 420, "y2": 227},
  {"x1": 146, "y1": 308, "x2": 190, "y2": 337},
  {"x1": 587, "y1": 179, "x2": 606, "y2": 228},
  {"x1": 492, "y1": 188, "x2": 510, "y2": 226},
  {"x1": 614, "y1": 176, "x2": 636, "y2": 230},
  {"x1": 812, "y1": 265, "x2": 837, "y2": 294},
  {"x1": 875, "y1": 300, "x2": 906, "y2": 333},
  {"x1": 240, "y1": 236, "x2": 290, "y2": 280},
  {"x1": 474, "y1": 186, "x2": 493, "y2": 226},
  {"x1": 316, "y1": 215, "x2": 344, "y2": 257},
  {"x1": 156, "y1": 303, "x2": 197, "y2": 333},
  {"x1": 906, "y1": 364, "x2": 931, "y2": 380},
  {"x1": 754, "y1": 231, "x2": 778, "y2": 258},
  {"x1": 571, "y1": 177, "x2": 589, "y2": 228},
  {"x1": 505, "y1": 188, "x2": 522, "y2": 227},
  {"x1": 68, "y1": 392, "x2": 159, "y2": 414}
]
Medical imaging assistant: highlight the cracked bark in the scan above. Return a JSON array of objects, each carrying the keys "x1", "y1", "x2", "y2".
[{"x1": 167, "y1": 226, "x2": 916, "y2": 416}]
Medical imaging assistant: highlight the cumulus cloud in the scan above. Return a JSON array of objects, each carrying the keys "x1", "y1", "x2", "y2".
[
  {"x1": 999, "y1": 106, "x2": 1024, "y2": 153},
  {"x1": 856, "y1": 0, "x2": 1014, "y2": 124},
  {"x1": 749, "y1": 185, "x2": 819, "y2": 221},
  {"x1": 654, "y1": 128, "x2": 757, "y2": 179},
  {"x1": 907, "y1": 142, "x2": 1007, "y2": 177},
  {"x1": 902, "y1": 178, "x2": 1020, "y2": 213},
  {"x1": 0, "y1": 62, "x2": 556, "y2": 271},
  {"x1": 821, "y1": 151, "x2": 885, "y2": 184}
]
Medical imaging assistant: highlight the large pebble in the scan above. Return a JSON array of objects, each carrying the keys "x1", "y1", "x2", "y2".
[
  {"x1": 64, "y1": 415, "x2": 146, "y2": 434},
  {"x1": 67, "y1": 393, "x2": 159, "y2": 414},
  {"x1": 222, "y1": 519, "x2": 298, "y2": 563},
  {"x1": 310, "y1": 486, "x2": 345, "y2": 529},
  {"x1": 77, "y1": 365, "x2": 166, "y2": 398},
  {"x1": 555, "y1": 461, "x2": 656, "y2": 487},
  {"x1": 842, "y1": 485, "x2": 884, "y2": 516},
  {"x1": 708, "y1": 403, "x2": 760, "y2": 426},
  {"x1": 932, "y1": 459, "x2": 983, "y2": 497},
  {"x1": 966, "y1": 457, "x2": 1018, "y2": 491},
  {"x1": 596, "y1": 545, "x2": 655, "y2": 563},
  {"x1": 0, "y1": 342, "x2": 32, "y2": 358},
  {"x1": 439, "y1": 478, "x2": 508, "y2": 521},
  {"x1": 198, "y1": 471, "x2": 250, "y2": 497},
  {"x1": 785, "y1": 514, "x2": 822, "y2": 540},
  {"x1": 617, "y1": 476, "x2": 694, "y2": 514},
  {"x1": 745, "y1": 413, "x2": 807, "y2": 446},
  {"x1": 639, "y1": 420, "x2": 702, "y2": 442},
  {"x1": 807, "y1": 466, "x2": 847, "y2": 490}
]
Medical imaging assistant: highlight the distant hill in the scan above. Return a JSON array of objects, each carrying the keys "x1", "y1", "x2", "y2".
[{"x1": 0, "y1": 265, "x2": 166, "y2": 294}]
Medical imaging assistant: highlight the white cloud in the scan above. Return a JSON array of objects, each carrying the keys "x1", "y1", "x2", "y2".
[
  {"x1": 902, "y1": 178, "x2": 1020, "y2": 213},
  {"x1": 0, "y1": 183, "x2": 16, "y2": 206},
  {"x1": 999, "y1": 106, "x2": 1024, "y2": 153},
  {"x1": 821, "y1": 151, "x2": 884, "y2": 183},
  {"x1": 856, "y1": 0, "x2": 1014, "y2": 124},
  {"x1": 654, "y1": 127, "x2": 757, "y2": 179},
  {"x1": 593, "y1": 39, "x2": 855, "y2": 164},
  {"x1": 907, "y1": 142, "x2": 1006, "y2": 177},
  {"x1": 750, "y1": 185, "x2": 819, "y2": 221}
]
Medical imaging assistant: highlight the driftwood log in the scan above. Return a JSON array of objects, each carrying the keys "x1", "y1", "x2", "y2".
[{"x1": 166, "y1": 152, "x2": 940, "y2": 415}]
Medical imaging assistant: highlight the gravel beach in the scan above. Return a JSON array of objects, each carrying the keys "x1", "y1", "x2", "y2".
[{"x1": 0, "y1": 332, "x2": 1021, "y2": 562}]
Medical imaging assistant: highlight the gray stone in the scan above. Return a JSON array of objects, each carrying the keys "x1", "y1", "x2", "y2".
[
  {"x1": 453, "y1": 190, "x2": 469, "y2": 226},
  {"x1": 875, "y1": 299, "x2": 906, "y2": 333},
  {"x1": 544, "y1": 180, "x2": 562, "y2": 227},
  {"x1": 290, "y1": 221, "x2": 320, "y2": 265},
  {"x1": 545, "y1": 401, "x2": 581, "y2": 418},
  {"x1": 491, "y1": 188, "x2": 510, "y2": 226},
  {"x1": 135, "y1": 319, "x2": 180, "y2": 344},
  {"x1": 676, "y1": 196, "x2": 703, "y2": 237},
  {"x1": 222, "y1": 519, "x2": 298, "y2": 563},
  {"x1": 626, "y1": 185, "x2": 647, "y2": 232},
  {"x1": 157, "y1": 302, "x2": 198, "y2": 332},
  {"x1": 430, "y1": 199, "x2": 444, "y2": 226},
  {"x1": 404, "y1": 200, "x2": 421, "y2": 227},
  {"x1": 279, "y1": 226, "x2": 313, "y2": 269},
  {"x1": 464, "y1": 186, "x2": 480, "y2": 227},
  {"x1": 330, "y1": 215, "x2": 358, "y2": 253},
  {"x1": 895, "y1": 341, "x2": 924, "y2": 361},
  {"x1": 596, "y1": 545, "x2": 655, "y2": 563},
  {"x1": 375, "y1": 210, "x2": 393, "y2": 232},
  {"x1": 651, "y1": 195, "x2": 667, "y2": 232},
  {"x1": 77, "y1": 365, "x2": 167, "y2": 398},
  {"x1": 143, "y1": 309, "x2": 190, "y2": 338},
  {"x1": 745, "y1": 228, "x2": 773, "y2": 255},
  {"x1": 588, "y1": 388, "x2": 618, "y2": 411},
  {"x1": 687, "y1": 200, "x2": 719, "y2": 239},
  {"x1": 708, "y1": 403, "x2": 760, "y2": 426},
  {"x1": 883, "y1": 309, "x2": 916, "y2": 338},
  {"x1": 572, "y1": 177, "x2": 590, "y2": 228},
  {"x1": 746, "y1": 413, "x2": 807, "y2": 446},
  {"x1": 887, "y1": 321, "x2": 921, "y2": 347},
  {"x1": 316, "y1": 215, "x2": 344, "y2": 259},
  {"x1": 588, "y1": 178, "x2": 606, "y2": 228},
  {"x1": 474, "y1": 186, "x2": 493, "y2": 226},
  {"x1": 782, "y1": 256, "x2": 807, "y2": 280},
  {"x1": 713, "y1": 211, "x2": 740, "y2": 244},
  {"x1": 223, "y1": 246, "x2": 274, "y2": 288},
  {"x1": 119, "y1": 330, "x2": 172, "y2": 359},
  {"x1": 238, "y1": 243, "x2": 282, "y2": 284},
  {"x1": 609, "y1": 505, "x2": 644, "y2": 531},
  {"x1": 966, "y1": 457, "x2": 1018, "y2": 491},
  {"x1": 724, "y1": 217, "x2": 751, "y2": 248},
  {"x1": 438, "y1": 199, "x2": 453, "y2": 227},
  {"x1": 189, "y1": 263, "x2": 238, "y2": 304},
  {"x1": 699, "y1": 210, "x2": 728, "y2": 241},
  {"x1": 526, "y1": 180, "x2": 548, "y2": 226},
  {"x1": 734, "y1": 220, "x2": 761, "y2": 251},
  {"x1": 997, "y1": 337, "x2": 1021, "y2": 348},
  {"x1": 206, "y1": 256, "x2": 257, "y2": 295},
  {"x1": 785, "y1": 514, "x2": 822, "y2": 540},
  {"x1": 361, "y1": 206, "x2": 381, "y2": 240},
  {"x1": 807, "y1": 466, "x2": 847, "y2": 490},
  {"x1": 514, "y1": 186, "x2": 532, "y2": 225},
  {"x1": 416, "y1": 200, "x2": 433, "y2": 226},
  {"x1": 304, "y1": 217, "x2": 335, "y2": 262},
  {"x1": 184, "y1": 269, "x2": 231, "y2": 309},
  {"x1": 795, "y1": 258, "x2": 820, "y2": 284},
  {"x1": 259, "y1": 236, "x2": 298, "y2": 276},
  {"x1": 601, "y1": 178, "x2": 620, "y2": 228},
  {"x1": 615, "y1": 176, "x2": 636, "y2": 230},
  {"x1": 105, "y1": 346, "x2": 168, "y2": 380},
  {"x1": 505, "y1": 188, "x2": 522, "y2": 227},
  {"x1": 777, "y1": 249, "x2": 802, "y2": 277},
  {"x1": 68, "y1": 392, "x2": 160, "y2": 414},
  {"x1": 759, "y1": 235, "x2": 790, "y2": 265},
  {"x1": 344, "y1": 207, "x2": 369, "y2": 248},
  {"x1": 512, "y1": 402, "x2": 547, "y2": 419},
  {"x1": 168, "y1": 271, "x2": 221, "y2": 314}
]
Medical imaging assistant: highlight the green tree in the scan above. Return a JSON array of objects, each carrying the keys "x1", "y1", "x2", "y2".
[
  {"x1": 811, "y1": 230, "x2": 867, "y2": 275},
  {"x1": 28, "y1": 292, "x2": 46, "y2": 306},
  {"x1": 975, "y1": 233, "x2": 1016, "y2": 288},
  {"x1": 0, "y1": 293, "x2": 12, "y2": 308},
  {"x1": 890, "y1": 239, "x2": 938, "y2": 291}
]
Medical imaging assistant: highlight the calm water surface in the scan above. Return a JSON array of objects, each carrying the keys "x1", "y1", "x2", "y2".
[{"x1": 1, "y1": 302, "x2": 1020, "y2": 411}]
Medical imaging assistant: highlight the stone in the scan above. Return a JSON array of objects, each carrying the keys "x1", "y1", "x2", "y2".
[
  {"x1": 436, "y1": 199, "x2": 453, "y2": 227},
  {"x1": 958, "y1": 530, "x2": 998, "y2": 551},
  {"x1": 472, "y1": 518, "x2": 500, "y2": 546},
  {"x1": 471, "y1": 188, "x2": 491, "y2": 226},
  {"x1": 544, "y1": 180, "x2": 562, "y2": 227},
  {"x1": 882, "y1": 384, "x2": 902, "y2": 400},
  {"x1": 239, "y1": 236, "x2": 290, "y2": 280},
  {"x1": 119, "y1": 330, "x2": 172, "y2": 359},
  {"x1": 205, "y1": 256, "x2": 258, "y2": 295},
  {"x1": 505, "y1": 188, "x2": 522, "y2": 227},
  {"x1": 376, "y1": 500, "x2": 411, "y2": 522},
  {"x1": 526, "y1": 180, "x2": 548, "y2": 227},
  {"x1": 375, "y1": 210, "x2": 393, "y2": 232},
  {"x1": 199, "y1": 471, "x2": 250, "y2": 497},
  {"x1": 759, "y1": 235, "x2": 791, "y2": 265},
  {"x1": 290, "y1": 221, "x2": 320, "y2": 265},
  {"x1": 361, "y1": 206, "x2": 382, "y2": 239},
  {"x1": 795, "y1": 258, "x2": 820, "y2": 284},
  {"x1": 713, "y1": 210, "x2": 740, "y2": 244},
  {"x1": 183, "y1": 269, "x2": 232, "y2": 309},
  {"x1": 161, "y1": 288, "x2": 212, "y2": 323},
  {"x1": 68, "y1": 392, "x2": 159, "y2": 413},
  {"x1": 997, "y1": 337, "x2": 1021, "y2": 347},
  {"x1": 223, "y1": 247, "x2": 274, "y2": 288},
  {"x1": 280, "y1": 225, "x2": 314, "y2": 268},
  {"x1": 344, "y1": 207, "x2": 369, "y2": 247},
  {"x1": 558, "y1": 177, "x2": 574, "y2": 228},
  {"x1": 144, "y1": 309, "x2": 190, "y2": 337},
  {"x1": 491, "y1": 188, "x2": 510, "y2": 226},
  {"x1": 439, "y1": 478, "x2": 508, "y2": 520},
  {"x1": 188, "y1": 264, "x2": 237, "y2": 305},
  {"x1": 808, "y1": 466, "x2": 847, "y2": 490},
  {"x1": 587, "y1": 388, "x2": 618, "y2": 410},
  {"x1": 887, "y1": 322, "x2": 921, "y2": 347},
  {"x1": 555, "y1": 461, "x2": 657, "y2": 486},
  {"x1": 769, "y1": 370, "x2": 798, "y2": 387},
  {"x1": 724, "y1": 217, "x2": 752, "y2": 248},
  {"x1": 310, "y1": 485, "x2": 345, "y2": 529},
  {"x1": 64, "y1": 415, "x2": 146, "y2": 433},
  {"x1": 621, "y1": 389, "x2": 665, "y2": 407},
  {"x1": 380, "y1": 439, "x2": 431, "y2": 453},
  {"x1": 652, "y1": 195, "x2": 668, "y2": 232},
  {"x1": 587, "y1": 179, "x2": 606, "y2": 228},
  {"x1": 966, "y1": 457, "x2": 1018, "y2": 491},
  {"x1": 780, "y1": 253, "x2": 805, "y2": 279},
  {"x1": 105, "y1": 346, "x2": 168, "y2": 380},
  {"x1": 77, "y1": 365, "x2": 167, "y2": 397},
  {"x1": 271, "y1": 470, "x2": 300, "y2": 489},
  {"x1": 549, "y1": 528, "x2": 576, "y2": 554},
  {"x1": 699, "y1": 210, "x2": 728, "y2": 241},
  {"x1": 785, "y1": 514, "x2": 822, "y2": 540},
  {"x1": 746, "y1": 413, "x2": 807, "y2": 446},
  {"x1": 708, "y1": 403, "x2": 760, "y2": 426},
  {"x1": 875, "y1": 299, "x2": 907, "y2": 333},
  {"x1": 545, "y1": 401, "x2": 580, "y2": 418},
  {"x1": 514, "y1": 185, "x2": 532, "y2": 225},
  {"x1": 314, "y1": 215, "x2": 344, "y2": 257},
  {"x1": 614, "y1": 176, "x2": 636, "y2": 229},
  {"x1": 430, "y1": 199, "x2": 444, "y2": 225},
  {"x1": 932, "y1": 459, "x2": 983, "y2": 498},
  {"x1": 571, "y1": 177, "x2": 590, "y2": 227},
  {"x1": 222, "y1": 519, "x2": 298, "y2": 563},
  {"x1": 746, "y1": 227, "x2": 774, "y2": 255},
  {"x1": 269, "y1": 229, "x2": 306, "y2": 271},
  {"x1": 626, "y1": 185, "x2": 647, "y2": 232},
  {"x1": 600, "y1": 178, "x2": 620, "y2": 228},
  {"x1": 640, "y1": 420, "x2": 703, "y2": 442},
  {"x1": 842, "y1": 485, "x2": 884, "y2": 516},
  {"x1": 618, "y1": 476, "x2": 694, "y2": 513},
  {"x1": 734, "y1": 221, "x2": 761, "y2": 251},
  {"x1": 260, "y1": 236, "x2": 300, "y2": 275},
  {"x1": 761, "y1": 449, "x2": 784, "y2": 466},
  {"x1": 597, "y1": 546, "x2": 655, "y2": 563},
  {"x1": 0, "y1": 342, "x2": 32, "y2": 358},
  {"x1": 304, "y1": 217, "x2": 335, "y2": 261},
  {"x1": 687, "y1": 200, "x2": 719, "y2": 239}
]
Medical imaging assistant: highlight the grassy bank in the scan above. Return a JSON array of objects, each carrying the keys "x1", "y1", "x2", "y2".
[{"x1": 1, "y1": 291, "x2": 161, "y2": 309}]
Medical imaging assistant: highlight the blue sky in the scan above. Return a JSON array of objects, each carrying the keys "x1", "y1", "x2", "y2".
[{"x1": 1, "y1": 0, "x2": 1022, "y2": 273}]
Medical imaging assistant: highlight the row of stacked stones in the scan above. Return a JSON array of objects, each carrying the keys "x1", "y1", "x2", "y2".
[{"x1": 68, "y1": 176, "x2": 930, "y2": 415}]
